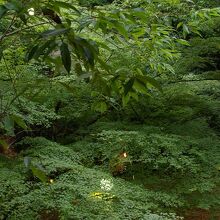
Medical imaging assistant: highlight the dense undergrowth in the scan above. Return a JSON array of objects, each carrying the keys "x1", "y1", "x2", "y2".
[
  {"x1": 0, "y1": 137, "x2": 183, "y2": 220},
  {"x1": 0, "y1": 0, "x2": 220, "y2": 219}
]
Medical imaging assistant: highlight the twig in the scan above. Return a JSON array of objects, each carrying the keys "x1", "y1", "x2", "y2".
[
  {"x1": 0, "y1": 15, "x2": 17, "y2": 43},
  {"x1": 2, "y1": 54, "x2": 22, "y2": 113},
  {"x1": 0, "y1": 22, "x2": 50, "y2": 42}
]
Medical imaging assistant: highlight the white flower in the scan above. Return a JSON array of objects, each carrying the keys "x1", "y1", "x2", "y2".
[
  {"x1": 122, "y1": 152, "x2": 128, "y2": 158},
  {"x1": 28, "y1": 8, "x2": 35, "y2": 16},
  {"x1": 100, "y1": 179, "x2": 113, "y2": 191}
]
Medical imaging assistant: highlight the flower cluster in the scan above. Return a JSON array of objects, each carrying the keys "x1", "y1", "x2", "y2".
[{"x1": 100, "y1": 179, "x2": 114, "y2": 191}]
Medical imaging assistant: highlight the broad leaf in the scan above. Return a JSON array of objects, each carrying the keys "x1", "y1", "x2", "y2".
[
  {"x1": 183, "y1": 24, "x2": 190, "y2": 37},
  {"x1": 124, "y1": 78, "x2": 134, "y2": 95},
  {"x1": 133, "y1": 79, "x2": 149, "y2": 95},
  {"x1": 137, "y1": 75, "x2": 162, "y2": 92},
  {"x1": 2, "y1": 116, "x2": 14, "y2": 136},
  {"x1": 40, "y1": 28, "x2": 70, "y2": 38},
  {"x1": 11, "y1": 114, "x2": 28, "y2": 130},
  {"x1": 60, "y1": 42, "x2": 71, "y2": 73},
  {"x1": 92, "y1": 101, "x2": 108, "y2": 113},
  {"x1": 176, "y1": 39, "x2": 190, "y2": 46},
  {"x1": 0, "y1": 47, "x2": 3, "y2": 61},
  {"x1": 114, "y1": 22, "x2": 129, "y2": 39},
  {"x1": 59, "y1": 82, "x2": 75, "y2": 94},
  {"x1": 0, "y1": 5, "x2": 7, "y2": 19},
  {"x1": 97, "y1": 58, "x2": 111, "y2": 73},
  {"x1": 4, "y1": 1, "x2": 22, "y2": 12},
  {"x1": 75, "y1": 63, "x2": 83, "y2": 75},
  {"x1": 34, "y1": 40, "x2": 56, "y2": 59},
  {"x1": 31, "y1": 165, "x2": 48, "y2": 183},
  {"x1": 122, "y1": 94, "x2": 131, "y2": 106},
  {"x1": 25, "y1": 45, "x2": 39, "y2": 61}
]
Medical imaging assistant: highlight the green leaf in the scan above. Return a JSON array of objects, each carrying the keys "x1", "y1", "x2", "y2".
[
  {"x1": 83, "y1": 47, "x2": 94, "y2": 66},
  {"x1": 43, "y1": 40, "x2": 58, "y2": 58},
  {"x1": 18, "y1": 13, "x2": 27, "y2": 24},
  {"x1": 0, "y1": 47, "x2": 3, "y2": 61},
  {"x1": 114, "y1": 22, "x2": 129, "y2": 38},
  {"x1": 97, "y1": 58, "x2": 111, "y2": 73},
  {"x1": 2, "y1": 116, "x2": 14, "y2": 136},
  {"x1": 115, "y1": 68, "x2": 130, "y2": 75},
  {"x1": 75, "y1": 63, "x2": 83, "y2": 75},
  {"x1": 59, "y1": 82, "x2": 75, "y2": 94},
  {"x1": 31, "y1": 165, "x2": 48, "y2": 183},
  {"x1": 133, "y1": 79, "x2": 149, "y2": 95},
  {"x1": 136, "y1": 75, "x2": 162, "y2": 92},
  {"x1": 97, "y1": 42, "x2": 111, "y2": 51},
  {"x1": 183, "y1": 24, "x2": 190, "y2": 37},
  {"x1": 83, "y1": 40, "x2": 98, "y2": 66},
  {"x1": 11, "y1": 114, "x2": 28, "y2": 130},
  {"x1": 68, "y1": 36, "x2": 98, "y2": 67},
  {"x1": 131, "y1": 8, "x2": 148, "y2": 21},
  {"x1": 129, "y1": 91, "x2": 139, "y2": 101},
  {"x1": 176, "y1": 22, "x2": 183, "y2": 29},
  {"x1": 176, "y1": 39, "x2": 190, "y2": 46},
  {"x1": 60, "y1": 42, "x2": 71, "y2": 73},
  {"x1": 190, "y1": 27, "x2": 202, "y2": 37},
  {"x1": 34, "y1": 40, "x2": 56, "y2": 59},
  {"x1": 25, "y1": 45, "x2": 39, "y2": 61},
  {"x1": 78, "y1": 73, "x2": 91, "y2": 80},
  {"x1": 122, "y1": 94, "x2": 131, "y2": 106},
  {"x1": 4, "y1": 1, "x2": 22, "y2": 12},
  {"x1": 92, "y1": 101, "x2": 108, "y2": 113},
  {"x1": 0, "y1": 5, "x2": 7, "y2": 19},
  {"x1": 99, "y1": 102, "x2": 108, "y2": 113},
  {"x1": 124, "y1": 78, "x2": 134, "y2": 95},
  {"x1": 40, "y1": 28, "x2": 70, "y2": 38}
]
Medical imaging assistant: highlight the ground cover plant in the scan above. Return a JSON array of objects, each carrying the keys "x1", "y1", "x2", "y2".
[{"x1": 0, "y1": 0, "x2": 220, "y2": 219}]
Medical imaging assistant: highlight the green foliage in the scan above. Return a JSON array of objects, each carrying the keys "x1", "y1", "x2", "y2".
[
  {"x1": 1, "y1": 0, "x2": 211, "y2": 111},
  {"x1": 175, "y1": 37, "x2": 220, "y2": 75},
  {"x1": 70, "y1": 121, "x2": 220, "y2": 211},
  {"x1": 78, "y1": 0, "x2": 113, "y2": 7},
  {"x1": 0, "y1": 137, "x2": 182, "y2": 220},
  {"x1": 0, "y1": 0, "x2": 220, "y2": 219}
]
